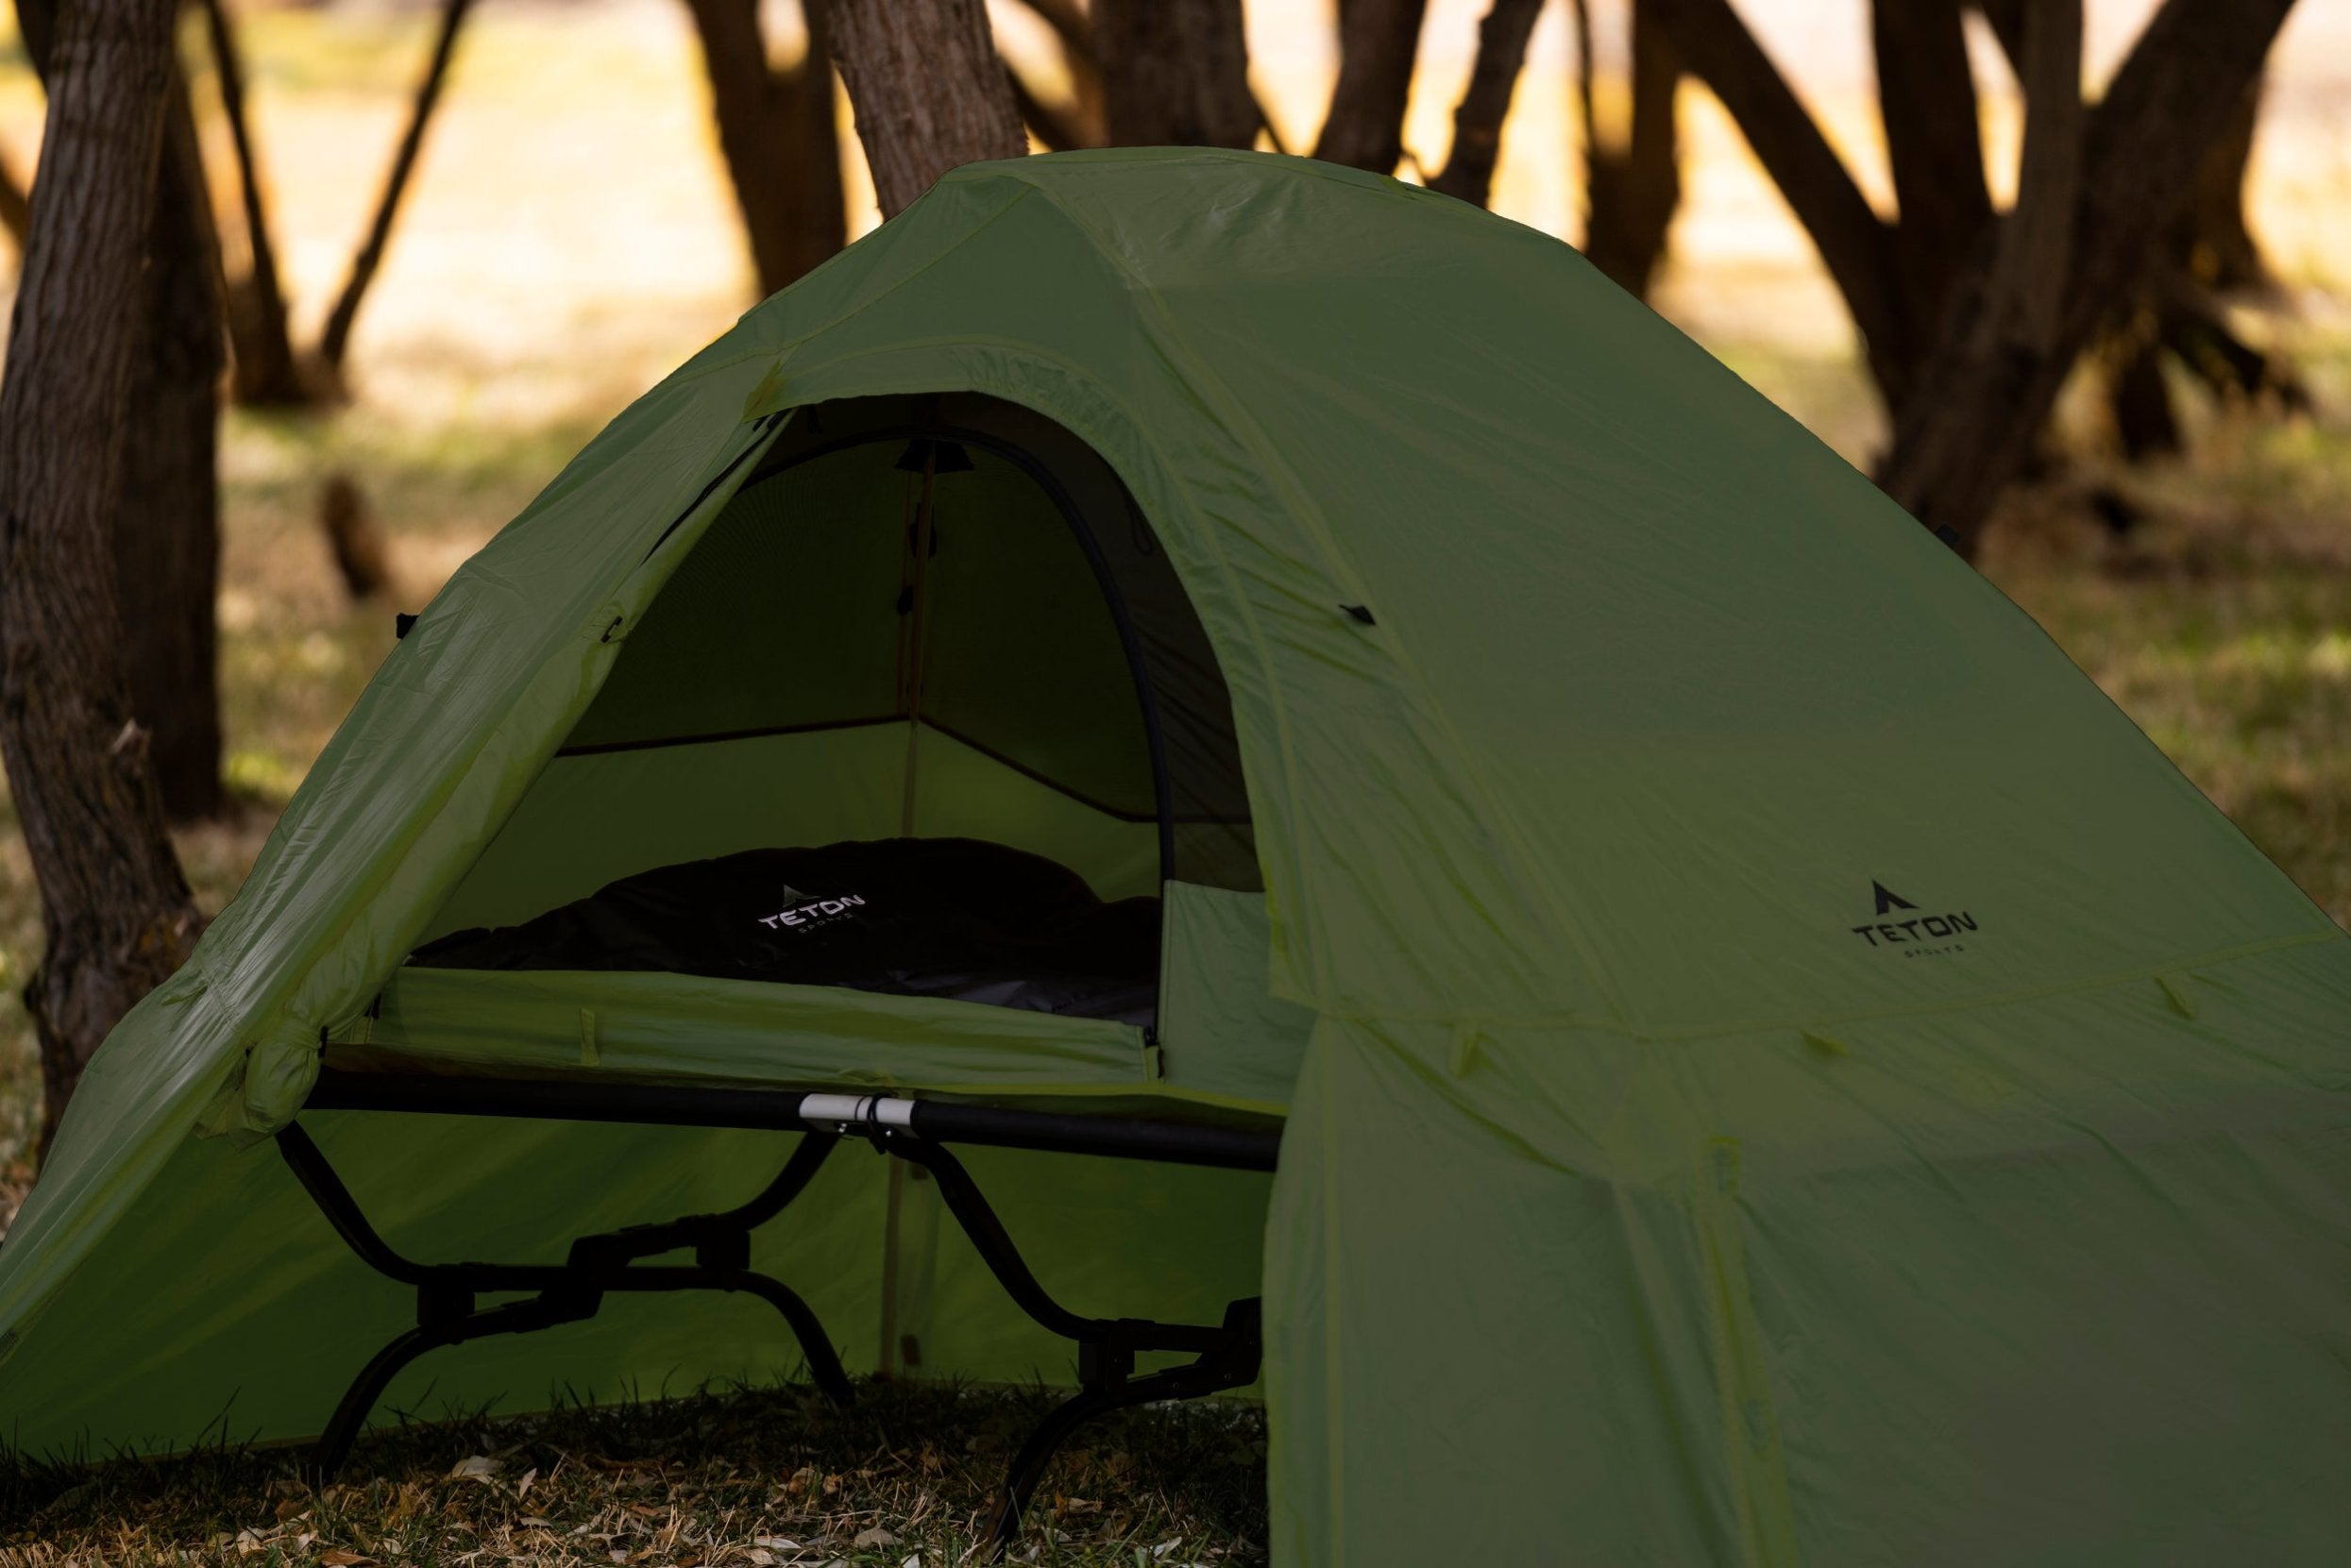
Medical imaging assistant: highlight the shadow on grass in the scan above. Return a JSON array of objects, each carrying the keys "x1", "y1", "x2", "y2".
[{"x1": 2, "y1": 1378, "x2": 1268, "y2": 1565}]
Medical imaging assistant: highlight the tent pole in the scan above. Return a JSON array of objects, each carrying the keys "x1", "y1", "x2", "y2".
[{"x1": 899, "y1": 447, "x2": 939, "y2": 836}]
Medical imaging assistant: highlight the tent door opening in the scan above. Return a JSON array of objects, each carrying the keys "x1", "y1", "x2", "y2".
[{"x1": 410, "y1": 393, "x2": 1260, "y2": 1037}]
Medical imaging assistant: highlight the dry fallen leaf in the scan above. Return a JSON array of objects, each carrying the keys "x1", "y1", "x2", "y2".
[
  {"x1": 318, "y1": 1550, "x2": 374, "y2": 1567},
  {"x1": 450, "y1": 1454, "x2": 500, "y2": 1482},
  {"x1": 852, "y1": 1525, "x2": 897, "y2": 1547}
]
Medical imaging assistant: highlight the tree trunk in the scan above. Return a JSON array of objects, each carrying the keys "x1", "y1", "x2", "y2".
[
  {"x1": 1872, "y1": 0, "x2": 1991, "y2": 350},
  {"x1": 1429, "y1": 0, "x2": 1545, "y2": 209},
  {"x1": 1880, "y1": 0, "x2": 2296, "y2": 554},
  {"x1": 318, "y1": 0, "x2": 477, "y2": 372},
  {"x1": 114, "y1": 76, "x2": 228, "y2": 823},
  {"x1": 1314, "y1": 0, "x2": 1429, "y2": 175},
  {"x1": 2179, "y1": 82, "x2": 2267, "y2": 292},
  {"x1": 1092, "y1": 0, "x2": 1259, "y2": 150},
  {"x1": 825, "y1": 0, "x2": 1025, "y2": 218},
  {"x1": 682, "y1": 0, "x2": 847, "y2": 297},
  {"x1": 0, "y1": 0, "x2": 204, "y2": 1159},
  {"x1": 1579, "y1": 0, "x2": 1683, "y2": 297},
  {"x1": 200, "y1": 0, "x2": 311, "y2": 407}
]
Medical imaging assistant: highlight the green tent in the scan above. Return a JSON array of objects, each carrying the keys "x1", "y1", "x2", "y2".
[{"x1": 4, "y1": 149, "x2": 2347, "y2": 1561}]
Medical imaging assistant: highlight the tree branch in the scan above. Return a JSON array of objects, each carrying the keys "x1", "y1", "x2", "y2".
[
  {"x1": 1006, "y1": 53, "x2": 1093, "y2": 151},
  {"x1": 1581, "y1": 0, "x2": 1684, "y2": 297},
  {"x1": 318, "y1": 0, "x2": 477, "y2": 371},
  {"x1": 1872, "y1": 0, "x2": 1991, "y2": 339},
  {"x1": 1315, "y1": 0, "x2": 1429, "y2": 174},
  {"x1": 1007, "y1": 0, "x2": 1104, "y2": 136},
  {"x1": 1429, "y1": 0, "x2": 1545, "y2": 208},
  {"x1": 1645, "y1": 0, "x2": 1908, "y2": 397},
  {"x1": 199, "y1": 0, "x2": 312, "y2": 405}
]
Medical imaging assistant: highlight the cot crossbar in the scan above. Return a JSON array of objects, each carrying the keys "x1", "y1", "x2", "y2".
[
  {"x1": 282, "y1": 1067, "x2": 1281, "y2": 1552},
  {"x1": 305, "y1": 1068, "x2": 1282, "y2": 1171}
]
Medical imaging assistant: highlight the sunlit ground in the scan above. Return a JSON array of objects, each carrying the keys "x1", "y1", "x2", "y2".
[{"x1": 0, "y1": 2, "x2": 2346, "y2": 1557}]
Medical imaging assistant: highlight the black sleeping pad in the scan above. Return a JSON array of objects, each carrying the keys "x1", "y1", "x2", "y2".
[{"x1": 409, "y1": 837, "x2": 1159, "y2": 1024}]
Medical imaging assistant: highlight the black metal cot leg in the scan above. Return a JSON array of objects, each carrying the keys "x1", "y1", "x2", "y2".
[
  {"x1": 724, "y1": 1271, "x2": 855, "y2": 1406},
  {"x1": 308, "y1": 1324, "x2": 444, "y2": 1486},
  {"x1": 863, "y1": 1134, "x2": 1263, "y2": 1556},
  {"x1": 988, "y1": 1386, "x2": 1121, "y2": 1550},
  {"x1": 277, "y1": 1121, "x2": 851, "y2": 1481}
]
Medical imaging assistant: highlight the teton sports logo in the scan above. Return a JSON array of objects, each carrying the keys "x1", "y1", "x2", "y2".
[
  {"x1": 1850, "y1": 880, "x2": 1978, "y2": 957},
  {"x1": 756, "y1": 883, "x2": 869, "y2": 932}
]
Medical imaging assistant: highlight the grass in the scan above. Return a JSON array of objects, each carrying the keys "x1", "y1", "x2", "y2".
[{"x1": 0, "y1": 1381, "x2": 1268, "y2": 1565}]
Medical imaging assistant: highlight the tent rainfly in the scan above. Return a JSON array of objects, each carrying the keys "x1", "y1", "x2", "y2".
[{"x1": 2, "y1": 150, "x2": 2346, "y2": 1563}]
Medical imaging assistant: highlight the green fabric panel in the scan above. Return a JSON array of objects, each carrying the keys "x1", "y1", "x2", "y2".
[
  {"x1": 902, "y1": 726, "x2": 1159, "y2": 898},
  {"x1": 563, "y1": 444, "x2": 908, "y2": 750},
  {"x1": 339, "y1": 967, "x2": 1151, "y2": 1096},
  {"x1": 1267, "y1": 940, "x2": 2351, "y2": 1562},
  {"x1": 0, "y1": 1118, "x2": 893, "y2": 1458},
  {"x1": 918, "y1": 447, "x2": 1154, "y2": 818},
  {"x1": 1157, "y1": 883, "x2": 1311, "y2": 1112},
  {"x1": 427, "y1": 723, "x2": 1158, "y2": 941}
]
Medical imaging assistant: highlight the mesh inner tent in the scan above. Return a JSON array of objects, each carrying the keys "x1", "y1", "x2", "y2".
[{"x1": 555, "y1": 392, "x2": 1259, "y2": 891}]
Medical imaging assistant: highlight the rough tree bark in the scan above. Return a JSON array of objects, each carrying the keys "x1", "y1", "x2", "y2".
[
  {"x1": 318, "y1": 0, "x2": 477, "y2": 372},
  {"x1": 1576, "y1": 0, "x2": 1683, "y2": 296},
  {"x1": 826, "y1": 0, "x2": 1026, "y2": 217},
  {"x1": 1429, "y1": 0, "x2": 1546, "y2": 209},
  {"x1": 0, "y1": 0, "x2": 204, "y2": 1158},
  {"x1": 1091, "y1": 0, "x2": 1259, "y2": 150},
  {"x1": 200, "y1": 0, "x2": 310, "y2": 407},
  {"x1": 21, "y1": 2, "x2": 228, "y2": 822},
  {"x1": 1314, "y1": 0, "x2": 1429, "y2": 175},
  {"x1": 115, "y1": 78, "x2": 228, "y2": 822},
  {"x1": 1880, "y1": 0, "x2": 2297, "y2": 553},
  {"x1": 682, "y1": 0, "x2": 846, "y2": 297}
]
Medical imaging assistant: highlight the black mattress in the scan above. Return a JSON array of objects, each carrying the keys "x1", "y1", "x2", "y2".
[{"x1": 411, "y1": 837, "x2": 1159, "y2": 1025}]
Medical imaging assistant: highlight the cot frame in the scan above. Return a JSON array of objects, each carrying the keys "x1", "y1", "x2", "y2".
[{"x1": 279, "y1": 1067, "x2": 1280, "y2": 1552}]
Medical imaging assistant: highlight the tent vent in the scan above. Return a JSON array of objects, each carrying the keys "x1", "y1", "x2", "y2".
[{"x1": 1340, "y1": 603, "x2": 1377, "y2": 625}]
